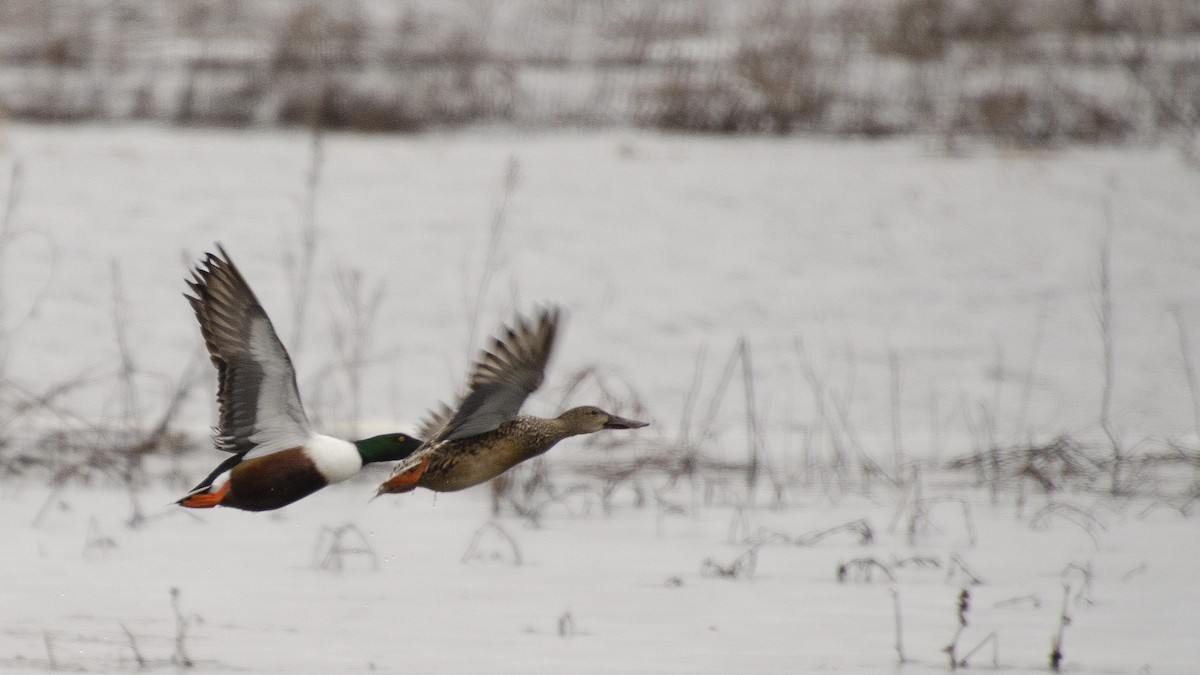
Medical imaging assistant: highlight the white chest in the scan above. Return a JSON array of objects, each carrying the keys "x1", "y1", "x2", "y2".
[{"x1": 304, "y1": 434, "x2": 363, "y2": 483}]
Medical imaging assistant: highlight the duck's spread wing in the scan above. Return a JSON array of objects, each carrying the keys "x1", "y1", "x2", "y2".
[
  {"x1": 435, "y1": 307, "x2": 561, "y2": 443},
  {"x1": 186, "y1": 246, "x2": 311, "y2": 458},
  {"x1": 416, "y1": 401, "x2": 455, "y2": 441}
]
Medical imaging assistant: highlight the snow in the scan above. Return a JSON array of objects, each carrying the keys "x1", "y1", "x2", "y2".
[
  {"x1": 3, "y1": 479, "x2": 1198, "y2": 673},
  {"x1": 1, "y1": 123, "x2": 1199, "y2": 672},
  {"x1": 2, "y1": 124, "x2": 1200, "y2": 455}
]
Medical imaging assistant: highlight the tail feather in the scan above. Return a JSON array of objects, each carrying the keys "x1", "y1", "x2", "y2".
[
  {"x1": 177, "y1": 454, "x2": 240, "y2": 508},
  {"x1": 376, "y1": 455, "x2": 431, "y2": 496},
  {"x1": 178, "y1": 481, "x2": 230, "y2": 508}
]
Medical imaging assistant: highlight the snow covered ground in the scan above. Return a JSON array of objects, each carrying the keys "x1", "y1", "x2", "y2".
[
  {"x1": 3, "y1": 477, "x2": 1198, "y2": 673},
  {"x1": 0, "y1": 123, "x2": 1199, "y2": 672},
  {"x1": 2, "y1": 124, "x2": 1200, "y2": 455}
]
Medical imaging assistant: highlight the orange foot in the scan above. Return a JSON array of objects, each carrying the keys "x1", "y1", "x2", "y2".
[
  {"x1": 377, "y1": 456, "x2": 430, "y2": 495},
  {"x1": 178, "y1": 481, "x2": 231, "y2": 508}
]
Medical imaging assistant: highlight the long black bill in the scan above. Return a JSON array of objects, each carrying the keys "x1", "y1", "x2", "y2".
[{"x1": 603, "y1": 414, "x2": 649, "y2": 430}]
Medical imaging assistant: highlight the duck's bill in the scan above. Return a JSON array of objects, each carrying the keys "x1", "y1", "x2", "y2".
[{"x1": 604, "y1": 415, "x2": 649, "y2": 430}]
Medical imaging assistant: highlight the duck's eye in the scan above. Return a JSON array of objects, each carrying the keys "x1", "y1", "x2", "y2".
[{"x1": 396, "y1": 435, "x2": 406, "y2": 443}]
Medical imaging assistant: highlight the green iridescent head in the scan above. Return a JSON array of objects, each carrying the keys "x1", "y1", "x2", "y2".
[{"x1": 354, "y1": 433, "x2": 423, "y2": 464}]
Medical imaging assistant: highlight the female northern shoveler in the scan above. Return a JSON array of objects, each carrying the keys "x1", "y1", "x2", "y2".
[
  {"x1": 376, "y1": 307, "x2": 647, "y2": 496},
  {"x1": 176, "y1": 246, "x2": 424, "y2": 512}
]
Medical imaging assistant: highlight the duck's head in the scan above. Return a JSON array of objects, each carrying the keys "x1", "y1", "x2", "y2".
[
  {"x1": 354, "y1": 432, "x2": 424, "y2": 464},
  {"x1": 557, "y1": 405, "x2": 649, "y2": 435}
]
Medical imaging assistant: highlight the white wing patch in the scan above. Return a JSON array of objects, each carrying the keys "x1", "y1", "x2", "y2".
[{"x1": 243, "y1": 315, "x2": 311, "y2": 458}]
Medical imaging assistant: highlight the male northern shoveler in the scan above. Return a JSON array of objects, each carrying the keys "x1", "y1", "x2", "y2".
[
  {"x1": 376, "y1": 307, "x2": 647, "y2": 496},
  {"x1": 176, "y1": 246, "x2": 424, "y2": 512}
]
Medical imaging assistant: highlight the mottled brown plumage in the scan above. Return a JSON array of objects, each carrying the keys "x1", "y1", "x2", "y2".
[{"x1": 377, "y1": 308, "x2": 647, "y2": 496}]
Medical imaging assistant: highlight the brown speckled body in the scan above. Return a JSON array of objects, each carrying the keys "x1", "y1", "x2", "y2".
[
  {"x1": 220, "y1": 448, "x2": 327, "y2": 511},
  {"x1": 417, "y1": 416, "x2": 567, "y2": 492}
]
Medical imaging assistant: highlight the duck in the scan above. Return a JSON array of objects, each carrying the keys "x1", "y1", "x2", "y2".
[
  {"x1": 176, "y1": 246, "x2": 425, "y2": 512},
  {"x1": 376, "y1": 306, "x2": 647, "y2": 496}
]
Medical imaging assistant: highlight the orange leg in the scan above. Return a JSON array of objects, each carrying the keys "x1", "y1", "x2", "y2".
[
  {"x1": 178, "y1": 480, "x2": 231, "y2": 508},
  {"x1": 377, "y1": 456, "x2": 430, "y2": 495}
]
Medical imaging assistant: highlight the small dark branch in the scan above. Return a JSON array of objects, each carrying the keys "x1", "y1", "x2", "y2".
[
  {"x1": 1030, "y1": 502, "x2": 1106, "y2": 548},
  {"x1": 312, "y1": 523, "x2": 379, "y2": 572},
  {"x1": 1062, "y1": 562, "x2": 1095, "y2": 606},
  {"x1": 891, "y1": 588, "x2": 906, "y2": 664},
  {"x1": 943, "y1": 588, "x2": 970, "y2": 670},
  {"x1": 958, "y1": 630, "x2": 998, "y2": 669},
  {"x1": 737, "y1": 517, "x2": 873, "y2": 547},
  {"x1": 889, "y1": 349, "x2": 904, "y2": 481},
  {"x1": 557, "y1": 611, "x2": 576, "y2": 638},
  {"x1": 43, "y1": 630, "x2": 57, "y2": 670},
  {"x1": 793, "y1": 518, "x2": 874, "y2": 546},
  {"x1": 461, "y1": 520, "x2": 522, "y2": 566},
  {"x1": 1049, "y1": 583, "x2": 1072, "y2": 672},
  {"x1": 1015, "y1": 309, "x2": 1047, "y2": 438},
  {"x1": 909, "y1": 496, "x2": 978, "y2": 547},
  {"x1": 993, "y1": 593, "x2": 1041, "y2": 609},
  {"x1": 946, "y1": 554, "x2": 984, "y2": 586},
  {"x1": 674, "y1": 342, "x2": 707, "y2": 462},
  {"x1": 1094, "y1": 220, "x2": 1122, "y2": 494},
  {"x1": 465, "y1": 155, "x2": 520, "y2": 360},
  {"x1": 836, "y1": 557, "x2": 895, "y2": 583},
  {"x1": 327, "y1": 267, "x2": 386, "y2": 438},
  {"x1": 654, "y1": 491, "x2": 687, "y2": 537},
  {"x1": 0, "y1": 160, "x2": 23, "y2": 389},
  {"x1": 694, "y1": 338, "x2": 743, "y2": 449},
  {"x1": 285, "y1": 127, "x2": 323, "y2": 357},
  {"x1": 1172, "y1": 306, "x2": 1200, "y2": 445},
  {"x1": 119, "y1": 622, "x2": 148, "y2": 668},
  {"x1": 83, "y1": 516, "x2": 118, "y2": 558},
  {"x1": 738, "y1": 337, "x2": 764, "y2": 498},
  {"x1": 701, "y1": 547, "x2": 758, "y2": 580},
  {"x1": 893, "y1": 554, "x2": 941, "y2": 571},
  {"x1": 170, "y1": 587, "x2": 202, "y2": 668},
  {"x1": 1121, "y1": 563, "x2": 1147, "y2": 582}
]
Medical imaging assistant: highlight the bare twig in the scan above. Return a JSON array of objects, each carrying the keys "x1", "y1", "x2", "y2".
[
  {"x1": 119, "y1": 622, "x2": 148, "y2": 668},
  {"x1": 1049, "y1": 583, "x2": 1071, "y2": 672},
  {"x1": 1172, "y1": 306, "x2": 1200, "y2": 445},
  {"x1": 738, "y1": 337, "x2": 763, "y2": 498},
  {"x1": 313, "y1": 523, "x2": 379, "y2": 572},
  {"x1": 943, "y1": 588, "x2": 970, "y2": 670},
  {"x1": 465, "y1": 156, "x2": 520, "y2": 361},
  {"x1": 43, "y1": 630, "x2": 58, "y2": 670},
  {"x1": 891, "y1": 588, "x2": 906, "y2": 664},
  {"x1": 1094, "y1": 217, "x2": 1122, "y2": 494},
  {"x1": 170, "y1": 587, "x2": 202, "y2": 668},
  {"x1": 557, "y1": 611, "x2": 576, "y2": 637},
  {"x1": 958, "y1": 630, "x2": 998, "y2": 668},
  {"x1": 889, "y1": 349, "x2": 904, "y2": 481},
  {"x1": 284, "y1": 127, "x2": 323, "y2": 357},
  {"x1": 836, "y1": 557, "x2": 895, "y2": 583},
  {"x1": 993, "y1": 593, "x2": 1040, "y2": 609},
  {"x1": 1015, "y1": 309, "x2": 1047, "y2": 439},
  {"x1": 326, "y1": 267, "x2": 386, "y2": 438},
  {"x1": 461, "y1": 520, "x2": 523, "y2": 566},
  {"x1": 701, "y1": 546, "x2": 758, "y2": 580},
  {"x1": 946, "y1": 554, "x2": 983, "y2": 586}
]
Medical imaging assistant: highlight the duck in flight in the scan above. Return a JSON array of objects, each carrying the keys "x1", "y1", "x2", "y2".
[
  {"x1": 177, "y1": 246, "x2": 424, "y2": 512},
  {"x1": 377, "y1": 307, "x2": 647, "y2": 497}
]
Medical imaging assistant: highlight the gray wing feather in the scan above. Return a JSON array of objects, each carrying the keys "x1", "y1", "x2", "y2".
[
  {"x1": 416, "y1": 401, "x2": 455, "y2": 441},
  {"x1": 430, "y1": 307, "x2": 561, "y2": 443},
  {"x1": 186, "y1": 245, "x2": 311, "y2": 458}
]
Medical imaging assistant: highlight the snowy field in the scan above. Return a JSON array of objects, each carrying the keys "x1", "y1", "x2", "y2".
[
  {"x1": 3, "y1": 478, "x2": 1199, "y2": 673},
  {"x1": 1, "y1": 123, "x2": 1199, "y2": 672}
]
